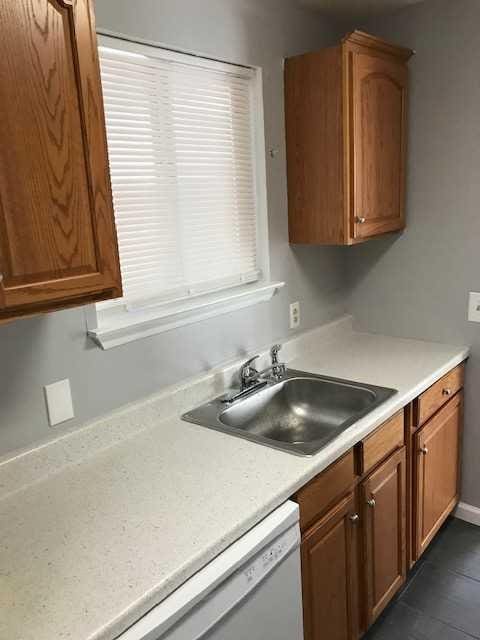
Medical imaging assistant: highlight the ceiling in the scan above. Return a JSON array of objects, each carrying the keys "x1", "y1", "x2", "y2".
[{"x1": 300, "y1": 0, "x2": 425, "y2": 19}]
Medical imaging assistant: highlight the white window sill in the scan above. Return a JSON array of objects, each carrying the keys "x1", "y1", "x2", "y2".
[{"x1": 87, "y1": 281, "x2": 285, "y2": 350}]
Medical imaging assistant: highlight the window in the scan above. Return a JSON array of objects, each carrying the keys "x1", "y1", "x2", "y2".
[{"x1": 88, "y1": 35, "x2": 282, "y2": 349}]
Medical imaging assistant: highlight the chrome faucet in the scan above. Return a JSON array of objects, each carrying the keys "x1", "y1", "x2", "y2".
[
  {"x1": 222, "y1": 346, "x2": 287, "y2": 404},
  {"x1": 221, "y1": 355, "x2": 266, "y2": 404},
  {"x1": 239, "y1": 355, "x2": 262, "y2": 390},
  {"x1": 240, "y1": 346, "x2": 286, "y2": 388}
]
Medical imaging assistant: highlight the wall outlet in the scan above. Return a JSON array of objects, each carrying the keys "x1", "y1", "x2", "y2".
[
  {"x1": 468, "y1": 292, "x2": 480, "y2": 323},
  {"x1": 44, "y1": 379, "x2": 75, "y2": 427},
  {"x1": 290, "y1": 301, "x2": 301, "y2": 329}
]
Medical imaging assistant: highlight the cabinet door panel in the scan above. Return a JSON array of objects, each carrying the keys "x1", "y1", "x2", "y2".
[
  {"x1": 415, "y1": 394, "x2": 462, "y2": 558},
  {"x1": 301, "y1": 492, "x2": 359, "y2": 640},
  {"x1": 0, "y1": 0, "x2": 121, "y2": 312},
  {"x1": 362, "y1": 447, "x2": 406, "y2": 626},
  {"x1": 352, "y1": 52, "x2": 408, "y2": 239}
]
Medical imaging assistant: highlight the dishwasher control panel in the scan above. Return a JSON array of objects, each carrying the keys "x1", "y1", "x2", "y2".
[{"x1": 243, "y1": 524, "x2": 300, "y2": 588}]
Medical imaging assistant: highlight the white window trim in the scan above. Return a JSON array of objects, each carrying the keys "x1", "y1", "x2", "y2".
[
  {"x1": 87, "y1": 31, "x2": 283, "y2": 350},
  {"x1": 86, "y1": 281, "x2": 284, "y2": 350}
]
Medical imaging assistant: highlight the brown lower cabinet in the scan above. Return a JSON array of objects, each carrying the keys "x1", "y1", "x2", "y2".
[
  {"x1": 301, "y1": 492, "x2": 360, "y2": 640},
  {"x1": 296, "y1": 363, "x2": 464, "y2": 640},
  {"x1": 414, "y1": 392, "x2": 463, "y2": 559},
  {"x1": 361, "y1": 448, "x2": 406, "y2": 627}
]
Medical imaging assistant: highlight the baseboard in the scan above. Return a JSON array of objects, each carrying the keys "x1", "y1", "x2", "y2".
[{"x1": 454, "y1": 502, "x2": 480, "y2": 526}]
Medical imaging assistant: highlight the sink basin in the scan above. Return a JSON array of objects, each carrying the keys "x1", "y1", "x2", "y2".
[{"x1": 182, "y1": 369, "x2": 397, "y2": 456}]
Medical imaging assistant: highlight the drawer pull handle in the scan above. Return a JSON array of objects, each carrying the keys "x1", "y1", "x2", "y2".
[
  {"x1": 367, "y1": 498, "x2": 376, "y2": 508},
  {"x1": 420, "y1": 446, "x2": 429, "y2": 455},
  {"x1": 442, "y1": 388, "x2": 452, "y2": 396},
  {"x1": 356, "y1": 216, "x2": 366, "y2": 224},
  {"x1": 349, "y1": 513, "x2": 360, "y2": 524}
]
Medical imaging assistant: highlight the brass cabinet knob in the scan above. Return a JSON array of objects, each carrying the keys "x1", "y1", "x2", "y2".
[
  {"x1": 349, "y1": 513, "x2": 360, "y2": 524},
  {"x1": 367, "y1": 498, "x2": 376, "y2": 508},
  {"x1": 442, "y1": 388, "x2": 452, "y2": 396},
  {"x1": 356, "y1": 216, "x2": 366, "y2": 224},
  {"x1": 420, "y1": 446, "x2": 429, "y2": 455}
]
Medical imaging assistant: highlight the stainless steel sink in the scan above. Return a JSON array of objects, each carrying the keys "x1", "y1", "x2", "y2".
[{"x1": 182, "y1": 369, "x2": 397, "y2": 456}]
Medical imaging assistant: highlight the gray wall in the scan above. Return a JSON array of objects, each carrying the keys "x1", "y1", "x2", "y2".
[
  {"x1": 348, "y1": 0, "x2": 480, "y2": 507},
  {"x1": 0, "y1": 0, "x2": 346, "y2": 457}
]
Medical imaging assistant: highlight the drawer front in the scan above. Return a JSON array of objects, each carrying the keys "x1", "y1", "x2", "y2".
[
  {"x1": 295, "y1": 450, "x2": 355, "y2": 532},
  {"x1": 415, "y1": 364, "x2": 464, "y2": 427},
  {"x1": 359, "y1": 410, "x2": 405, "y2": 476}
]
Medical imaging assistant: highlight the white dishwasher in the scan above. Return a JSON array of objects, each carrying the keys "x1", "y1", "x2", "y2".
[{"x1": 119, "y1": 501, "x2": 303, "y2": 640}]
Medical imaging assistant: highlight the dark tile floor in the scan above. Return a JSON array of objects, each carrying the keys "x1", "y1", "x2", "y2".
[{"x1": 365, "y1": 518, "x2": 480, "y2": 640}]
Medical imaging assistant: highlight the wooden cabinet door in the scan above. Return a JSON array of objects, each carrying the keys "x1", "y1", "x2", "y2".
[
  {"x1": 361, "y1": 447, "x2": 406, "y2": 626},
  {"x1": 414, "y1": 393, "x2": 462, "y2": 559},
  {"x1": 351, "y1": 52, "x2": 408, "y2": 240},
  {"x1": 301, "y1": 492, "x2": 359, "y2": 640},
  {"x1": 0, "y1": 0, "x2": 121, "y2": 317}
]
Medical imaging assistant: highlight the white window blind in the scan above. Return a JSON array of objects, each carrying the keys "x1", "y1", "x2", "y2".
[{"x1": 98, "y1": 41, "x2": 261, "y2": 309}]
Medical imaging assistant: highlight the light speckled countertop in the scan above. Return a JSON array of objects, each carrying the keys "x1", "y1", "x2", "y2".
[{"x1": 0, "y1": 317, "x2": 469, "y2": 640}]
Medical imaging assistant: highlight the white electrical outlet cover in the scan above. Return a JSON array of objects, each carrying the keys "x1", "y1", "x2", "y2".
[
  {"x1": 290, "y1": 301, "x2": 300, "y2": 329},
  {"x1": 468, "y1": 292, "x2": 480, "y2": 323},
  {"x1": 44, "y1": 379, "x2": 75, "y2": 427}
]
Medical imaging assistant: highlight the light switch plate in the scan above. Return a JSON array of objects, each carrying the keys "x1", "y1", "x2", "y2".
[
  {"x1": 468, "y1": 292, "x2": 480, "y2": 323},
  {"x1": 44, "y1": 379, "x2": 74, "y2": 427}
]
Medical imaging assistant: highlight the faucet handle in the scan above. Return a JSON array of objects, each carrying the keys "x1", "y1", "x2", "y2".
[
  {"x1": 241, "y1": 355, "x2": 260, "y2": 377},
  {"x1": 240, "y1": 355, "x2": 261, "y2": 390},
  {"x1": 270, "y1": 344, "x2": 282, "y2": 364}
]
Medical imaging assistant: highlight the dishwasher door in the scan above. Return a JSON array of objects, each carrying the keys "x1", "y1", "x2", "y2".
[
  {"x1": 120, "y1": 501, "x2": 303, "y2": 640},
  {"x1": 190, "y1": 546, "x2": 303, "y2": 640}
]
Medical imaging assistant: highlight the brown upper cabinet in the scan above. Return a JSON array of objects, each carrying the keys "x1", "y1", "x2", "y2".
[
  {"x1": 0, "y1": 0, "x2": 122, "y2": 322},
  {"x1": 285, "y1": 31, "x2": 414, "y2": 245}
]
